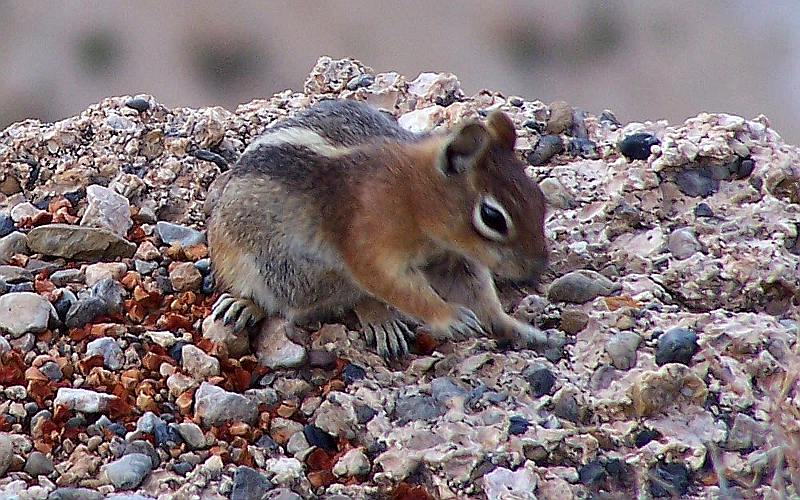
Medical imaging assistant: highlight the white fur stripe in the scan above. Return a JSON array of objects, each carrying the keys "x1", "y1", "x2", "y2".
[{"x1": 243, "y1": 127, "x2": 346, "y2": 157}]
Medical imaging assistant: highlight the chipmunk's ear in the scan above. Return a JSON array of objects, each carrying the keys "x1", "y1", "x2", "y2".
[
  {"x1": 440, "y1": 122, "x2": 490, "y2": 176},
  {"x1": 487, "y1": 110, "x2": 517, "y2": 151}
]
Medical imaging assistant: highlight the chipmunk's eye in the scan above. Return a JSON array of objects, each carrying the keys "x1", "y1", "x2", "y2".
[{"x1": 472, "y1": 196, "x2": 511, "y2": 241}]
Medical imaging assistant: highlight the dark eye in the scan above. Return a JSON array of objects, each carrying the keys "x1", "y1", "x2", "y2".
[{"x1": 480, "y1": 202, "x2": 508, "y2": 235}]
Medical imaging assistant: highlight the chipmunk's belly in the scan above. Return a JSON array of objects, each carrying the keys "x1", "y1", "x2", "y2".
[{"x1": 235, "y1": 248, "x2": 364, "y2": 322}]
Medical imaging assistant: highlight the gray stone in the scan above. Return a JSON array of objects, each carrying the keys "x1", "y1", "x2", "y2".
[
  {"x1": 47, "y1": 488, "x2": 105, "y2": 500},
  {"x1": 0, "y1": 433, "x2": 12, "y2": 477},
  {"x1": 0, "y1": 336, "x2": 10, "y2": 354},
  {"x1": 431, "y1": 377, "x2": 467, "y2": 406},
  {"x1": 547, "y1": 270, "x2": 622, "y2": 304},
  {"x1": 10, "y1": 202, "x2": 45, "y2": 222},
  {"x1": 668, "y1": 227, "x2": 702, "y2": 260},
  {"x1": 103, "y1": 453, "x2": 153, "y2": 490},
  {"x1": 605, "y1": 332, "x2": 642, "y2": 370},
  {"x1": 40, "y1": 361, "x2": 63, "y2": 381},
  {"x1": 0, "y1": 292, "x2": 58, "y2": 338},
  {"x1": 136, "y1": 412, "x2": 163, "y2": 434},
  {"x1": 0, "y1": 265, "x2": 33, "y2": 283},
  {"x1": 332, "y1": 448, "x2": 370, "y2": 478},
  {"x1": 86, "y1": 336, "x2": 124, "y2": 370},
  {"x1": 182, "y1": 344, "x2": 220, "y2": 380},
  {"x1": 155, "y1": 221, "x2": 205, "y2": 247},
  {"x1": 194, "y1": 382, "x2": 258, "y2": 426},
  {"x1": 64, "y1": 297, "x2": 109, "y2": 329},
  {"x1": 727, "y1": 413, "x2": 767, "y2": 451},
  {"x1": 24, "y1": 450, "x2": 54, "y2": 476},
  {"x1": 91, "y1": 277, "x2": 126, "y2": 315},
  {"x1": 264, "y1": 489, "x2": 302, "y2": 500},
  {"x1": 49, "y1": 269, "x2": 84, "y2": 286},
  {"x1": 394, "y1": 394, "x2": 444, "y2": 424},
  {"x1": 231, "y1": 466, "x2": 273, "y2": 500},
  {"x1": 124, "y1": 440, "x2": 160, "y2": 468},
  {"x1": 254, "y1": 319, "x2": 307, "y2": 369},
  {"x1": 80, "y1": 184, "x2": 133, "y2": 237},
  {"x1": 53, "y1": 388, "x2": 117, "y2": 413},
  {"x1": 176, "y1": 422, "x2": 206, "y2": 450},
  {"x1": 0, "y1": 232, "x2": 28, "y2": 263},
  {"x1": 27, "y1": 224, "x2": 136, "y2": 262}
]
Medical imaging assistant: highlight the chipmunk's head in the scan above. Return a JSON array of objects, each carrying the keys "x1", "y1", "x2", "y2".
[{"x1": 429, "y1": 110, "x2": 548, "y2": 283}]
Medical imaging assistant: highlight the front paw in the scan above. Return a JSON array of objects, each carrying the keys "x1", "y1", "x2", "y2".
[
  {"x1": 429, "y1": 306, "x2": 487, "y2": 341},
  {"x1": 364, "y1": 319, "x2": 415, "y2": 359},
  {"x1": 211, "y1": 293, "x2": 265, "y2": 332}
]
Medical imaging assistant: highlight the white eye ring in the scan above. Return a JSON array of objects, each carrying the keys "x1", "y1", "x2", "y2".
[{"x1": 472, "y1": 195, "x2": 513, "y2": 242}]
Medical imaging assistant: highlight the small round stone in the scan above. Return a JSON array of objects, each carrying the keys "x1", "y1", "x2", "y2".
[
  {"x1": 655, "y1": 328, "x2": 699, "y2": 366},
  {"x1": 578, "y1": 460, "x2": 606, "y2": 485},
  {"x1": 342, "y1": 364, "x2": 366, "y2": 385},
  {"x1": 125, "y1": 97, "x2": 151, "y2": 113},
  {"x1": 527, "y1": 368, "x2": 556, "y2": 397},
  {"x1": 618, "y1": 133, "x2": 659, "y2": 161},
  {"x1": 508, "y1": 416, "x2": 530, "y2": 435}
]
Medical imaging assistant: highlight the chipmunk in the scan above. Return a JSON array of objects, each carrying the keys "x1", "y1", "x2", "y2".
[{"x1": 206, "y1": 99, "x2": 552, "y2": 359}]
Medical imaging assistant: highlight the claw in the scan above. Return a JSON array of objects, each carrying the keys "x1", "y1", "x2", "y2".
[
  {"x1": 375, "y1": 325, "x2": 389, "y2": 358},
  {"x1": 393, "y1": 322, "x2": 410, "y2": 356},
  {"x1": 386, "y1": 323, "x2": 401, "y2": 358},
  {"x1": 224, "y1": 301, "x2": 245, "y2": 326},
  {"x1": 211, "y1": 294, "x2": 235, "y2": 321}
]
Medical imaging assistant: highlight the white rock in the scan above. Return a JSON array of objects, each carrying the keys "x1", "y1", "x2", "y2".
[
  {"x1": 398, "y1": 105, "x2": 445, "y2": 134},
  {"x1": 86, "y1": 337, "x2": 124, "y2": 370},
  {"x1": 264, "y1": 457, "x2": 304, "y2": 485},
  {"x1": 182, "y1": 344, "x2": 220, "y2": 380},
  {"x1": 332, "y1": 448, "x2": 370, "y2": 478},
  {"x1": 194, "y1": 382, "x2": 257, "y2": 426},
  {"x1": 483, "y1": 466, "x2": 538, "y2": 500},
  {"x1": 10, "y1": 202, "x2": 45, "y2": 223},
  {"x1": 84, "y1": 262, "x2": 127, "y2": 287},
  {"x1": 80, "y1": 184, "x2": 133, "y2": 237},
  {"x1": 0, "y1": 292, "x2": 57, "y2": 338},
  {"x1": 54, "y1": 388, "x2": 118, "y2": 413}
]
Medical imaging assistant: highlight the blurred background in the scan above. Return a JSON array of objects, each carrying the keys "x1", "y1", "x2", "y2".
[{"x1": 1, "y1": 0, "x2": 799, "y2": 141}]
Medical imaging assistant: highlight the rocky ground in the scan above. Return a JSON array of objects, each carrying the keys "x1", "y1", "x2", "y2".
[{"x1": 0, "y1": 56, "x2": 798, "y2": 499}]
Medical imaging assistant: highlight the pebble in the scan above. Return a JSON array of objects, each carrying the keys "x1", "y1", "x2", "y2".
[
  {"x1": 342, "y1": 363, "x2": 367, "y2": 385},
  {"x1": 231, "y1": 466, "x2": 273, "y2": 500},
  {"x1": 85, "y1": 262, "x2": 128, "y2": 287},
  {"x1": 182, "y1": 344, "x2": 220, "y2": 380},
  {"x1": 654, "y1": 328, "x2": 699, "y2": 366},
  {"x1": 694, "y1": 202, "x2": 714, "y2": 218},
  {"x1": 91, "y1": 277, "x2": 126, "y2": 314},
  {"x1": 53, "y1": 388, "x2": 117, "y2": 413},
  {"x1": 354, "y1": 403, "x2": 376, "y2": 424},
  {"x1": 0, "y1": 232, "x2": 28, "y2": 263},
  {"x1": 24, "y1": 451, "x2": 54, "y2": 476},
  {"x1": 538, "y1": 177, "x2": 575, "y2": 210},
  {"x1": 124, "y1": 440, "x2": 160, "y2": 468},
  {"x1": 578, "y1": 460, "x2": 606, "y2": 485},
  {"x1": 483, "y1": 467, "x2": 538, "y2": 500},
  {"x1": 431, "y1": 377, "x2": 467, "y2": 406},
  {"x1": 80, "y1": 184, "x2": 133, "y2": 237},
  {"x1": 303, "y1": 424, "x2": 337, "y2": 452},
  {"x1": 0, "y1": 433, "x2": 11, "y2": 477},
  {"x1": 155, "y1": 221, "x2": 205, "y2": 247},
  {"x1": 0, "y1": 336, "x2": 9, "y2": 354},
  {"x1": 134, "y1": 259, "x2": 158, "y2": 275},
  {"x1": 674, "y1": 168, "x2": 719, "y2": 197},
  {"x1": 547, "y1": 270, "x2": 621, "y2": 304},
  {"x1": 194, "y1": 382, "x2": 258, "y2": 426},
  {"x1": 103, "y1": 453, "x2": 153, "y2": 490},
  {"x1": 0, "y1": 292, "x2": 57, "y2": 338},
  {"x1": 508, "y1": 416, "x2": 530, "y2": 435},
  {"x1": 727, "y1": 413, "x2": 766, "y2": 450},
  {"x1": 605, "y1": 332, "x2": 641, "y2": 370},
  {"x1": 667, "y1": 227, "x2": 702, "y2": 260},
  {"x1": 26, "y1": 224, "x2": 136, "y2": 261},
  {"x1": 634, "y1": 429, "x2": 660, "y2": 448},
  {"x1": 10, "y1": 202, "x2": 46, "y2": 222},
  {"x1": 166, "y1": 372, "x2": 198, "y2": 397},
  {"x1": 527, "y1": 135, "x2": 563, "y2": 166},
  {"x1": 125, "y1": 97, "x2": 150, "y2": 113},
  {"x1": 394, "y1": 394, "x2": 444, "y2": 424},
  {"x1": 560, "y1": 309, "x2": 589, "y2": 334},
  {"x1": 53, "y1": 288, "x2": 77, "y2": 321},
  {"x1": 264, "y1": 457, "x2": 303, "y2": 486},
  {"x1": 64, "y1": 296, "x2": 109, "y2": 329},
  {"x1": 307, "y1": 349, "x2": 337, "y2": 369},
  {"x1": 286, "y1": 431, "x2": 311, "y2": 456},
  {"x1": 0, "y1": 213, "x2": 14, "y2": 238},
  {"x1": 332, "y1": 448, "x2": 370, "y2": 478},
  {"x1": 255, "y1": 435, "x2": 280, "y2": 453},
  {"x1": 169, "y1": 262, "x2": 203, "y2": 291},
  {"x1": 176, "y1": 422, "x2": 206, "y2": 450},
  {"x1": 254, "y1": 319, "x2": 307, "y2": 369},
  {"x1": 269, "y1": 418, "x2": 303, "y2": 445},
  {"x1": 48, "y1": 488, "x2": 105, "y2": 500},
  {"x1": 49, "y1": 268, "x2": 84, "y2": 286},
  {"x1": 0, "y1": 265, "x2": 32, "y2": 283},
  {"x1": 136, "y1": 412, "x2": 162, "y2": 433},
  {"x1": 546, "y1": 101, "x2": 573, "y2": 135},
  {"x1": 648, "y1": 461, "x2": 690, "y2": 497},
  {"x1": 86, "y1": 336, "x2": 124, "y2": 370},
  {"x1": 172, "y1": 461, "x2": 194, "y2": 476},
  {"x1": 618, "y1": 133, "x2": 659, "y2": 161}
]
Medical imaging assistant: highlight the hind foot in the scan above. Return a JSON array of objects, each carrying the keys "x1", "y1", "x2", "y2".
[
  {"x1": 211, "y1": 293, "x2": 265, "y2": 332},
  {"x1": 355, "y1": 298, "x2": 416, "y2": 359}
]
